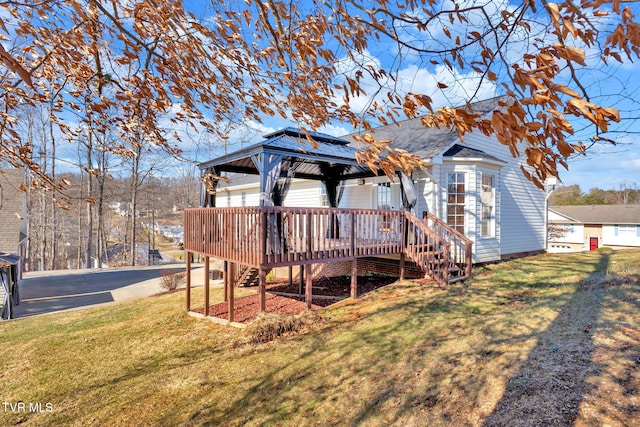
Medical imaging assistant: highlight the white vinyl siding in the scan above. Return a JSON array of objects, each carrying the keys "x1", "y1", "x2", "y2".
[
  {"x1": 281, "y1": 180, "x2": 325, "y2": 207},
  {"x1": 602, "y1": 224, "x2": 640, "y2": 247},
  {"x1": 460, "y1": 132, "x2": 545, "y2": 257},
  {"x1": 339, "y1": 179, "x2": 373, "y2": 208},
  {"x1": 549, "y1": 222, "x2": 584, "y2": 244}
]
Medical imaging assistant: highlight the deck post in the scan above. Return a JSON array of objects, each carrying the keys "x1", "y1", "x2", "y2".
[
  {"x1": 288, "y1": 266, "x2": 293, "y2": 287},
  {"x1": 351, "y1": 259, "x2": 358, "y2": 299},
  {"x1": 185, "y1": 251, "x2": 191, "y2": 311},
  {"x1": 259, "y1": 268, "x2": 267, "y2": 312},
  {"x1": 228, "y1": 262, "x2": 235, "y2": 323},
  {"x1": 204, "y1": 256, "x2": 210, "y2": 316},
  {"x1": 305, "y1": 263, "x2": 313, "y2": 309},
  {"x1": 298, "y1": 265, "x2": 304, "y2": 297},
  {"x1": 223, "y1": 260, "x2": 229, "y2": 302},
  {"x1": 399, "y1": 252, "x2": 406, "y2": 281}
]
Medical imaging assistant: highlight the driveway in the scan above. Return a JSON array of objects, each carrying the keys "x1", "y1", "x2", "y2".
[{"x1": 13, "y1": 264, "x2": 206, "y2": 319}]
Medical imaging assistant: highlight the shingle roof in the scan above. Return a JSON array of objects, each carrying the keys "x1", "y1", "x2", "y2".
[
  {"x1": 345, "y1": 95, "x2": 510, "y2": 159},
  {"x1": 0, "y1": 168, "x2": 26, "y2": 254},
  {"x1": 199, "y1": 128, "x2": 379, "y2": 180},
  {"x1": 550, "y1": 205, "x2": 640, "y2": 225}
]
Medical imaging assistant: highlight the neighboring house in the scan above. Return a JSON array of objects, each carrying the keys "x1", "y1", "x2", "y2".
[
  {"x1": 548, "y1": 205, "x2": 640, "y2": 252},
  {"x1": 0, "y1": 168, "x2": 27, "y2": 319},
  {"x1": 214, "y1": 96, "x2": 546, "y2": 263},
  {"x1": 0, "y1": 168, "x2": 27, "y2": 259}
]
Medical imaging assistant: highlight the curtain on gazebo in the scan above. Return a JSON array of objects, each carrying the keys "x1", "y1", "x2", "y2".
[
  {"x1": 320, "y1": 164, "x2": 347, "y2": 238},
  {"x1": 399, "y1": 171, "x2": 417, "y2": 213}
]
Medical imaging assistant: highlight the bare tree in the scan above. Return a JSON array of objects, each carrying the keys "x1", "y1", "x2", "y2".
[{"x1": 1, "y1": 1, "x2": 639, "y2": 191}]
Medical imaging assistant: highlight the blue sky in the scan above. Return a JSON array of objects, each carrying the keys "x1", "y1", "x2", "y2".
[
  {"x1": 41, "y1": 0, "x2": 640, "y2": 193},
  {"x1": 182, "y1": 0, "x2": 640, "y2": 193}
]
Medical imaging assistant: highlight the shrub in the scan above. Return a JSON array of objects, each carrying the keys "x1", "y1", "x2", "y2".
[
  {"x1": 244, "y1": 311, "x2": 322, "y2": 344},
  {"x1": 160, "y1": 269, "x2": 186, "y2": 292}
]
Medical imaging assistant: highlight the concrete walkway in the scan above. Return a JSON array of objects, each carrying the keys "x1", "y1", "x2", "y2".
[{"x1": 12, "y1": 263, "x2": 220, "y2": 319}]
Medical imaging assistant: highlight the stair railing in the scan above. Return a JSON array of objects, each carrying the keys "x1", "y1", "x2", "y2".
[
  {"x1": 402, "y1": 212, "x2": 451, "y2": 287},
  {"x1": 422, "y1": 212, "x2": 473, "y2": 282}
]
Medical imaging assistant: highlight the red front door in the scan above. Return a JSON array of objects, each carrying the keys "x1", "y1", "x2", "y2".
[{"x1": 589, "y1": 237, "x2": 598, "y2": 251}]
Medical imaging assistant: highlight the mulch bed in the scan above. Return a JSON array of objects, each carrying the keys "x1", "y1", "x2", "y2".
[
  {"x1": 196, "y1": 275, "x2": 397, "y2": 323},
  {"x1": 267, "y1": 274, "x2": 398, "y2": 297}
]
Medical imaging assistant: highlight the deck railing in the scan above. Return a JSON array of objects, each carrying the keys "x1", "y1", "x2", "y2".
[{"x1": 184, "y1": 207, "x2": 472, "y2": 285}]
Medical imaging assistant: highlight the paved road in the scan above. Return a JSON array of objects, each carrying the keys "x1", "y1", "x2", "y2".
[{"x1": 12, "y1": 264, "x2": 208, "y2": 319}]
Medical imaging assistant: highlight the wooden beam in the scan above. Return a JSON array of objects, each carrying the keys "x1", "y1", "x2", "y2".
[
  {"x1": 204, "y1": 256, "x2": 210, "y2": 317},
  {"x1": 185, "y1": 251, "x2": 191, "y2": 311},
  {"x1": 399, "y1": 252, "x2": 406, "y2": 281},
  {"x1": 305, "y1": 263, "x2": 313, "y2": 309},
  {"x1": 228, "y1": 262, "x2": 235, "y2": 323},
  {"x1": 223, "y1": 260, "x2": 229, "y2": 302},
  {"x1": 259, "y1": 268, "x2": 267, "y2": 312},
  {"x1": 299, "y1": 264, "x2": 304, "y2": 297},
  {"x1": 351, "y1": 259, "x2": 358, "y2": 299},
  {"x1": 288, "y1": 266, "x2": 293, "y2": 287}
]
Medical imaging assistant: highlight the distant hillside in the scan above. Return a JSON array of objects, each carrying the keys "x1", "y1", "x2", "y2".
[{"x1": 549, "y1": 183, "x2": 639, "y2": 205}]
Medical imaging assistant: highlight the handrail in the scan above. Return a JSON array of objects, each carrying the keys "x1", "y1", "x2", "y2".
[
  {"x1": 423, "y1": 212, "x2": 473, "y2": 281},
  {"x1": 183, "y1": 207, "x2": 472, "y2": 285},
  {"x1": 402, "y1": 211, "x2": 451, "y2": 287}
]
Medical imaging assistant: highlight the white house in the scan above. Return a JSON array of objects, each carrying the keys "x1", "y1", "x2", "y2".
[
  {"x1": 548, "y1": 205, "x2": 640, "y2": 252},
  {"x1": 212, "y1": 96, "x2": 547, "y2": 263}
]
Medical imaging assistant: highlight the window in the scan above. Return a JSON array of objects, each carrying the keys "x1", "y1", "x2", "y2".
[
  {"x1": 616, "y1": 225, "x2": 636, "y2": 236},
  {"x1": 241, "y1": 192, "x2": 246, "y2": 206},
  {"x1": 447, "y1": 173, "x2": 465, "y2": 234},
  {"x1": 377, "y1": 182, "x2": 391, "y2": 210},
  {"x1": 320, "y1": 185, "x2": 329, "y2": 207},
  {"x1": 447, "y1": 173, "x2": 465, "y2": 233},
  {"x1": 481, "y1": 174, "x2": 495, "y2": 237},
  {"x1": 377, "y1": 182, "x2": 392, "y2": 231}
]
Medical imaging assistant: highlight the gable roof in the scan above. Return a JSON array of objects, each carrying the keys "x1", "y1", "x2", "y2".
[
  {"x1": 443, "y1": 144, "x2": 506, "y2": 165},
  {"x1": 345, "y1": 95, "x2": 510, "y2": 160},
  {"x1": 549, "y1": 205, "x2": 640, "y2": 225},
  {"x1": 0, "y1": 168, "x2": 26, "y2": 254}
]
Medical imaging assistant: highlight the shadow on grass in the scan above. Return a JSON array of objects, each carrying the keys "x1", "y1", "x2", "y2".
[
  {"x1": 482, "y1": 252, "x2": 611, "y2": 426},
  {"x1": 186, "y1": 251, "x2": 638, "y2": 426}
]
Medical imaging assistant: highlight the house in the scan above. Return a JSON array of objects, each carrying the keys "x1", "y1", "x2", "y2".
[
  {"x1": 183, "y1": 96, "x2": 547, "y2": 322},
  {"x1": 212, "y1": 96, "x2": 547, "y2": 264},
  {"x1": 548, "y1": 205, "x2": 640, "y2": 252},
  {"x1": 0, "y1": 168, "x2": 27, "y2": 319}
]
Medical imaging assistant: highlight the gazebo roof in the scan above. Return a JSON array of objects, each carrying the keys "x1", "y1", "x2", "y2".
[{"x1": 198, "y1": 127, "x2": 379, "y2": 180}]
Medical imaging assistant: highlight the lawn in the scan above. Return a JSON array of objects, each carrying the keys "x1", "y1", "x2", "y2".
[{"x1": 1, "y1": 250, "x2": 638, "y2": 426}]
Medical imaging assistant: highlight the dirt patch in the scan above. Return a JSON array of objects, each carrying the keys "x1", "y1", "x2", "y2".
[
  {"x1": 198, "y1": 275, "x2": 397, "y2": 323},
  {"x1": 267, "y1": 274, "x2": 398, "y2": 297}
]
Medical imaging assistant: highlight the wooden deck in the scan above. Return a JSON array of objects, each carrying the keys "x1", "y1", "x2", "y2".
[{"x1": 183, "y1": 206, "x2": 472, "y2": 320}]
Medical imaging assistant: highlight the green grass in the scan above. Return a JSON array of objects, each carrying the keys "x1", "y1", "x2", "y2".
[{"x1": 1, "y1": 250, "x2": 639, "y2": 426}]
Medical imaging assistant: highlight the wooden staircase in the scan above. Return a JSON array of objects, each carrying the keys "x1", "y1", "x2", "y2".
[
  {"x1": 402, "y1": 212, "x2": 472, "y2": 286},
  {"x1": 235, "y1": 266, "x2": 270, "y2": 287}
]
